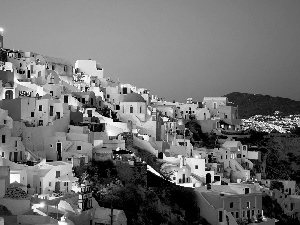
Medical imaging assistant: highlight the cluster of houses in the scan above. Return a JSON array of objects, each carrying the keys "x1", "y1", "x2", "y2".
[{"x1": 0, "y1": 30, "x2": 295, "y2": 225}]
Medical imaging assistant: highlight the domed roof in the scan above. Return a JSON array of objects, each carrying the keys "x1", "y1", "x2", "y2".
[{"x1": 122, "y1": 93, "x2": 146, "y2": 103}]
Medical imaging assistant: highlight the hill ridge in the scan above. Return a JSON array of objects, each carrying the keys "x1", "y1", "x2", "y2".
[{"x1": 223, "y1": 92, "x2": 300, "y2": 118}]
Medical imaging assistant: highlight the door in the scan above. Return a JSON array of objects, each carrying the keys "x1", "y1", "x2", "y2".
[
  {"x1": 80, "y1": 157, "x2": 85, "y2": 166},
  {"x1": 14, "y1": 152, "x2": 18, "y2": 163},
  {"x1": 56, "y1": 112, "x2": 60, "y2": 119},
  {"x1": 5, "y1": 90, "x2": 13, "y2": 99},
  {"x1": 50, "y1": 106, "x2": 54, "y2": 116},
  {"x1": 182, "y1": 174, "x2": 186, "y2": 183},
  {"x1": 57, "y1": 143, "x2": 62, "y2": 161},
  {"x1": 247, "y1": 210, "x2": 251, "y2": 218},
  {"x1": 55, "y1": 182, "x2": 60, "y2": 192},
  {"x1": 64, "y1": 95, "x2": 68, "y2": 103}
]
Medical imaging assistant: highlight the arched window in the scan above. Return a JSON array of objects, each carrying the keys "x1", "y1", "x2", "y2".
[{"x1": 130, "y1": 106, "x2": 133, "y2": 113}]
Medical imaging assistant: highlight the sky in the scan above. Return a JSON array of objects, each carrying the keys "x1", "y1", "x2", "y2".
[{"x1": 1, "y1": 0, "x2": 300, "y2": 102}]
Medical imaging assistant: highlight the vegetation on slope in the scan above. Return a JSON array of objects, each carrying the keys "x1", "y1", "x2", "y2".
[{"x1": 73, "y1": 160, "x2": 206, "y2": 225}]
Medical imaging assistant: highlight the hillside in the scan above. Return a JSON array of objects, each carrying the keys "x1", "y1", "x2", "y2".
[{"x1": 223, "y1": 92, "x2": 300, "y2": 119}]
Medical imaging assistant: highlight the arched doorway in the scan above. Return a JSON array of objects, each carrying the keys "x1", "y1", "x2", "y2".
[
  {"x1": 206, "y1": 173, "x2": 212, "y2": 184},
  {"x1": 5, "y1": 90, "x2": 13, "y2": 99}
]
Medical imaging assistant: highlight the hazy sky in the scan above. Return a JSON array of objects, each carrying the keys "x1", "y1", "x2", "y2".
[{"x1": 1, "y1": 0, "x2": 300, "y2": 102}]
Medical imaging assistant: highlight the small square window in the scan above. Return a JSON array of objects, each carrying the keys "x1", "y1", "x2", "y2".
[
  {"x1": 77, "y1": 146, "x2": 82, "y2": 151},
  {"x1": 31, "y1": 112, "x2": 34, "y2": 117},
  {"x1": 195, "y1": 165, "x2": 198, "y2": 169}
]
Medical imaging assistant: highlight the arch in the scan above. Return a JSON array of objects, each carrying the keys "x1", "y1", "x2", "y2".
[
  {"x1": 5, "y1": 90, "x2": 13, "y2": 99},
  {"x1": 206, "y1": 173, "x2": 212, "y2": 184}
]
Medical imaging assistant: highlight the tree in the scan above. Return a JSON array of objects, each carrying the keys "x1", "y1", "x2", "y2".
[{"x1": 270, "y1": 181, "x2": 284, "y2": 192}]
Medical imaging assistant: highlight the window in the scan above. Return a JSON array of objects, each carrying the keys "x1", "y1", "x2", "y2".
[
  {"x1": 173, "y1": 177, "x2": 176, "y2": 180},
  {"x1": 257, "y1": 210, "x2": 260, "y2": 215},
  {"x1": 130, "y1": 106, "x2": 133, "y2": 113},
  {"x1": 52, "y1": 64, "x2": 55, "y2": 70},
  {"x1": 56, "y1": 171, "x2": 60, "y2": 178},
  {"x1": 247, "y1": 202, "x2": 250, "y2": 208},
  {"x1": 218, "y1": 211, "x2": 223, "y2": 222},
  {"x1": 245, "y1": 188, "x2": 250, "y2": 194},
  {"x1": 213, "y1": 102, "x2": 217, "y2": 109},
  {"x1": 1, "y1": 152, "x2": 4, "y2": 157},
  {"x1": 106, "y1": 94, "x2": 110, "y2": 98},
  {"x1": 64, "y1": 66, "x2": 67, "y2": 72},
  {"x1": 2, "y1": 135, "x2": 5, "y2": 143},
  {"x1": 77, "y1": 146, "x2": 82, "y2": 151},
  {"x1": 82, "y1": 98, "x2": 85, "y2": 104},
  {"x1": 50, "y1": 144, "x2": 53, "y2": 148},
  {"x1": 236, "y1": 212, "x2": 239, "y2": 218},
  {"x1": 140, "y1": 106, "x2": 142, "y2": 113},
  {"x1": 237, "y1": 154, "x2": 241, "y2": 158},
  {"x1": 252, "y1": 210, "x2": 255, "y2": 216},
  {"x1": 15, "y1": 141, "x2": 17, "y2": 147},
  {"x1": 115, "y1": 105, "x2": 120, "y2": 110},
  {"x1": 31, "y1": 112, "x2": 34, "y2": 117},
  {"x1": 39, "y1": 105, "x2": 42, "y2": 111},
  {"x1": 39, "y1": 120, "x2": 43, "y2": 126},
  {"x1": 243, "y1": 211, "x2": 245, "y2": 217},
  {"x1": 195, "y1": 165, "x2": 198, "y2": 169},
  {"x1": 3, "y1": 120, "x2": 6, "y2": 124},
  {"x1": 49, "y1": 182, "x2": 51, "y2": 187},
  {"x1": 50, "y1": 91, "x2": 53, "y2": 96},
  {"x1": 230, "y1": 202, "x2": 234, "y2": 208},
  {"x1": 64, "y1": 182, "x2": 67, "y2": 186}
]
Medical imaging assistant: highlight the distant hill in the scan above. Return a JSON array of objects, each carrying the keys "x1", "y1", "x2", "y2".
[{"x1": 223, "y1": 92, "x2": 300, "y2": 119}]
